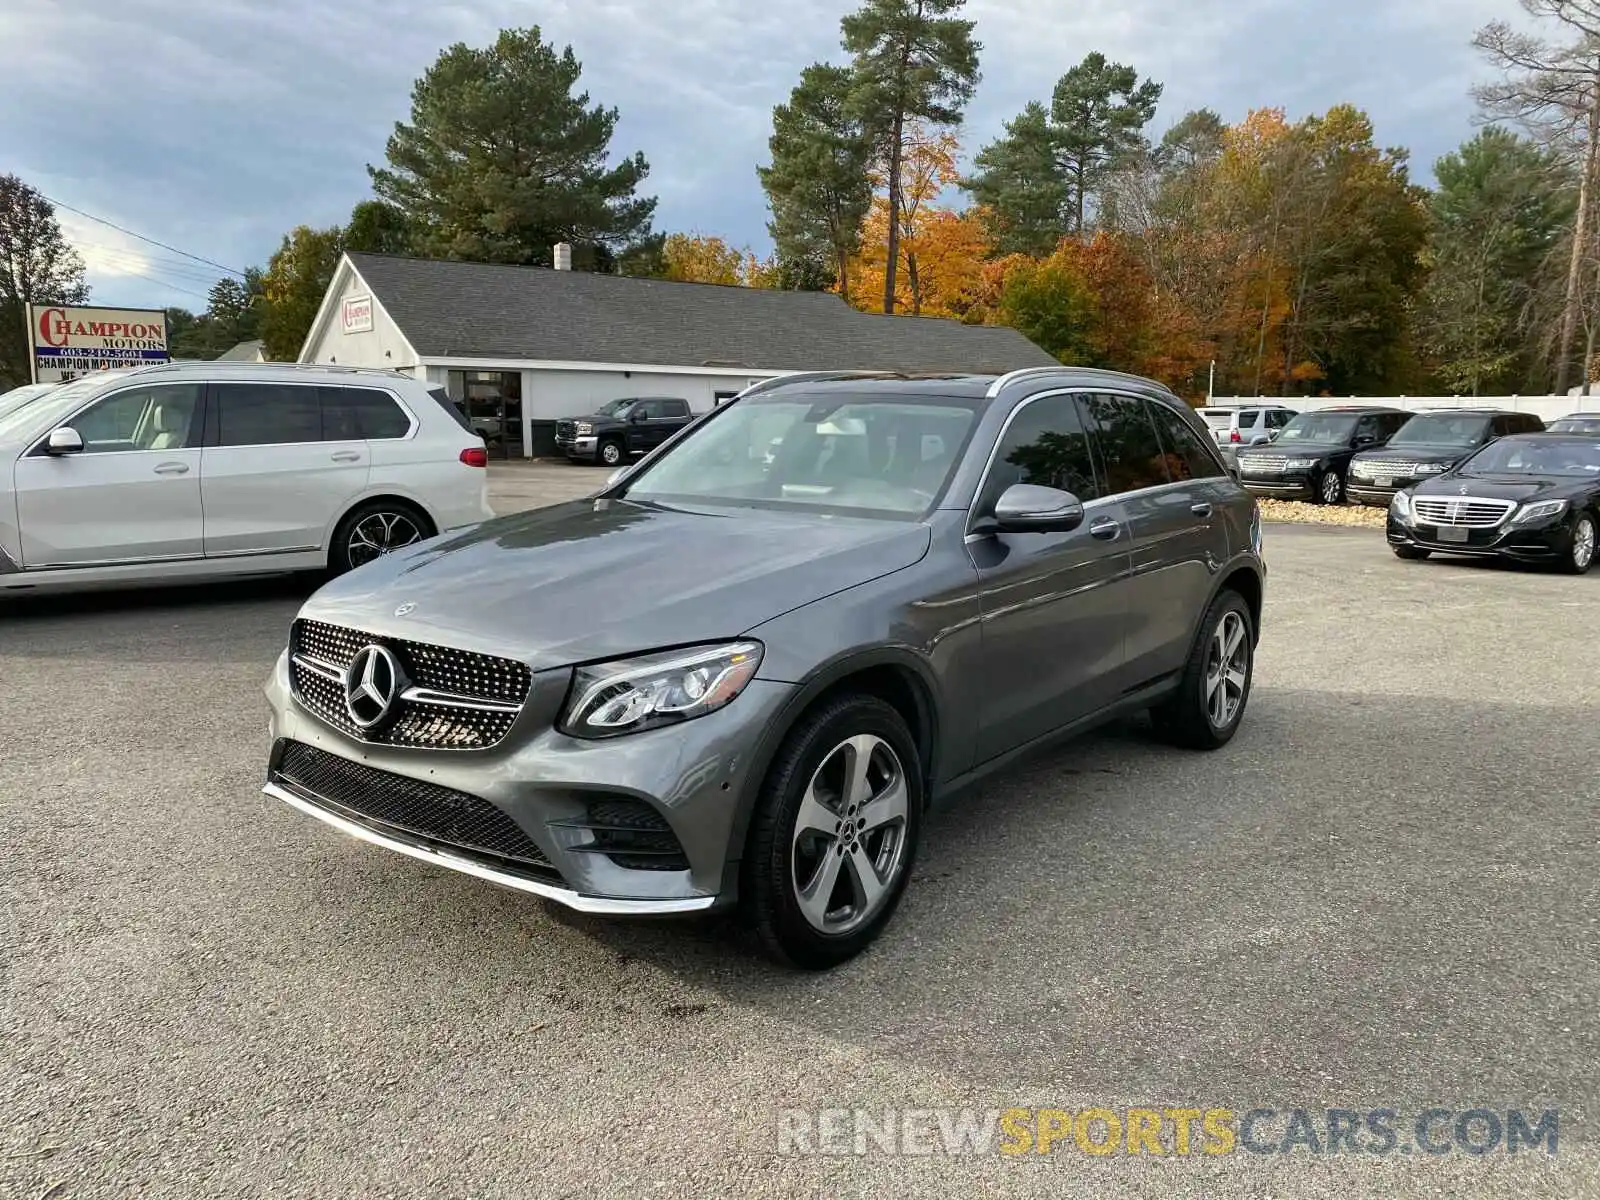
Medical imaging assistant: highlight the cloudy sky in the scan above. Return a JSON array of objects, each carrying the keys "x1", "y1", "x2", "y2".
[{"x1": 1, "y1": 0, "x2": 1521, "y2": 312}]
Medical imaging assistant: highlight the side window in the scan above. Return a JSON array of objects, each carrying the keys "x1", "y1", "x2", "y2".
[
  {"x1": 1353, "y1": 414, "x2": 1385, "y2": 443},
  {"x1": 1269, "y1": 409, "x2": 1293, "y2": 428},
  {"x1": 1385, "y1": 413, "x2": 1409, "y2": 437},
  {"x1": 1077, "y1": 393, "x2": 1172, "y2": 495},
  {"x1": 211, "y1": 383, "x2": 321, "y2": 447},
  {"x1": 322, "y1": 387, "x2": 411, "y2": 440},
  {"x1": 665, "y1": 399, "x2": 690, "y2": 418},
  {"x1": 1239, "y1": 410, "x2": 1259, "y2": 429},
  {"x1": 977, "y1": 394, "x2": 1101, "y2": 515},
  {"x1": 1150, "y1": 402, "x2": 1225, "y2": 481},
  {"x1": 1519, "y1": 413, "x2": 1543, "y2": 433},
  {"x1": 66, "y1": 383, "x2": 202, "y2": 453}
]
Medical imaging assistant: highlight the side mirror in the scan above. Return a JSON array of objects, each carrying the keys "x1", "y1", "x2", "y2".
[
  {"x1": 989, "y1": 483, "x2": 1085, "y2": 534},
  {"x1": 1268, "y1": 430, "x2": 1281, "y2": 442},
  {"x1": 47, "y1": 427, "x2": 84, "y2": 455},
  {"x1": 629, "y1": 409, "x2": 648, "y2": 423},
  {"x1": 1354, "y1": 434, "x2": 1376, "y2": 447}
]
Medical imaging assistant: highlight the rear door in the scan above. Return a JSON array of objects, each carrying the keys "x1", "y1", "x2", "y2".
[
  {"x1": 13, "y1": 381, "x2": 205, "y2": 567},
  {"x1": 1079, "y1": 392, "x2": 1224, "y2": 690},
  {"x1": 968, "y1": 392, "x2": 1133, "y2": 761},
  {"x1": 200, "y1": 381, "x2": 370, "y2": 557}
]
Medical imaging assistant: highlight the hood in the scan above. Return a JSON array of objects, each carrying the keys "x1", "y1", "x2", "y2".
[
  {"x1": 1355, "y1": 444, "x2": 1472, "y2": 465},
  {"x1": 1413, "y1": 474, "x2": 1581, "y2": 503},
  {"x1": 300, "y1": 499, "x2": 932, "y2": 670}
]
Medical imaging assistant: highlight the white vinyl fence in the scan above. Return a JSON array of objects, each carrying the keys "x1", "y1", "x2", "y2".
[{"x1": 1207, "y1": 395, "x2": 1593, "y2": 424}]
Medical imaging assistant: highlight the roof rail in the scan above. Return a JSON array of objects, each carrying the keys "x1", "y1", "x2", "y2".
[
  {"x1": 984, "y1": 366, "x2": 1068, "y2": 399},
  {"x1": 134, "y1": 359, "x2": 411, "y2": 380}
]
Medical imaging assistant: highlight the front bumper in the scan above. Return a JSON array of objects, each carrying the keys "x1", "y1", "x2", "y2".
[
  {"x1": 1349, "y1": 471, "x2": 1448, "y2": 507},
  {"x1": 1241, "y1": 470, "x2": 1316, "y2": 500},
  {"x1": 262, "y1": 649, "x2": 795, "y2": 914},
  {"x1": 555, "y1": 434, "x2": 599, "y2": 460},
  {"x1": 1386, "y1": 512, "x2": 1573, "y2": 561}
]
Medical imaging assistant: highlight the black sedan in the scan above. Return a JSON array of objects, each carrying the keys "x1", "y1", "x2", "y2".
[{"x1": 1387, "y1": 433, "x2": 1600, "y2": 574}]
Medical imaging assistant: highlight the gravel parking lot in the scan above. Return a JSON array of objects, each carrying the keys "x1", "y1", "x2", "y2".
[{"x1": 3, "y1": 471, "x2": 1597, "y2": 1199}]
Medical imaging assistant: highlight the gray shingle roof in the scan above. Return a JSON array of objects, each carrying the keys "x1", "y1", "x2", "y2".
[{"x1": 346, "y1": 253, "x2": 1057, "y2": 373}]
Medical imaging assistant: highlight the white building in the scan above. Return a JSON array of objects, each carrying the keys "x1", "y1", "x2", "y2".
[{"x1": 298, "y1": 248, "x2": 1055, "y2": 457}]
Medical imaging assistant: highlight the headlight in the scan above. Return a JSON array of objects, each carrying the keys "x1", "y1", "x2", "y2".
[
  {"x1": 1416, "y1": 462, "x2": 1450, "y2": 474},
  {"x1": 1510, "y1": 498, "x2": 1568, "y2": 525},
  {"x1": 560, "y1": 642, "x2": 764, "y2": 738},
  {"x1": 574, "y1": 421, "x2": 594, "y2": 435},
  {"x1": 1391, "y1": 490, "x2": 1413, "y2": 521},
  {"x1": 1284, "y1": 458, "x2": 1318, "y2": 470}
]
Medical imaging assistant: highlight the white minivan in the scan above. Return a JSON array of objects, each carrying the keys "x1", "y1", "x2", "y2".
[{"x1": 0, "y1": 362, "x2": 493, "y2": 595}]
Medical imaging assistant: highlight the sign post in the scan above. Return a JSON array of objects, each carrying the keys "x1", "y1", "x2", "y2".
[{"x1": 26, "y1": 303, "x2": 170, "y2": 384}]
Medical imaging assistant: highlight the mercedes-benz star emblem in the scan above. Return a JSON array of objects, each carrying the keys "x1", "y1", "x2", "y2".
[
  {"x1": 344, "y1": 644, "x2": 404, "y2": 730},
  {"x1": 1458, "y1": 484, "x2": 1470, "y2": 495},
  {"x1": 394, "y1": 602, "x2": 415, "y2": 617}
]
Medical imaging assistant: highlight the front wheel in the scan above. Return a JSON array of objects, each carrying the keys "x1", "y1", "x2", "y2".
[
  {"x1": 1317, "y1": 469, "x2": 1345, "y2": 505},
  {"x1": 1560, "y1": 513, "x2": 1597, "y2": 575},
  {"x1": 742, "y1": 695, "x2": 922, "y2": 970},
  {"x1": 598, "y1": 438, "x2": 624, "y2": 467},
  {"x1": 330, "y1": 501, "x2": 433, "y2": 575},
  {"x1": 1152, "y1": 589, "x2": 1255, "y2": 750}
]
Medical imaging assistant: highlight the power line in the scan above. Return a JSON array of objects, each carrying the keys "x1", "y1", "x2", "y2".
[
  {"x1": 72, "y1": 242, "x2": 224, "y2": 286},
  {"x1": 44, "y1": 195, "x2": 248, "y2": 279}
]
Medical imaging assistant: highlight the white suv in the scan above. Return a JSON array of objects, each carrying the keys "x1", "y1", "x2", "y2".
[
  {"x1": 1198, "y1": 404, "x2": 1298, "y2": 447},
  {"x1": 0, "y1": 362, "x2": 493, "y2": 595}
]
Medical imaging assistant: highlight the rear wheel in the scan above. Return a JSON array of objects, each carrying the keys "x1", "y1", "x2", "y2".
[
  {"x1": 330, "y1": 501, "x2": 433, "y2": 575},
  {"x1": 1152, "y1": 589, "x2": 1255, "y2": 750},
  {"x1": 742, "y1": 695, "x2": 922, "y2": 970},
  {"x1": 1560, "y1": 513, "x2": 1597, "y2": 575},
  {"x1": 1393, "y1": 545, "x2": 1431, "y2": 561}
]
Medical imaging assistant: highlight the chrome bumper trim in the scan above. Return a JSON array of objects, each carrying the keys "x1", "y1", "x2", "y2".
[{"x1": 262, "y1": 781, "x2": 718, "y2": 915}]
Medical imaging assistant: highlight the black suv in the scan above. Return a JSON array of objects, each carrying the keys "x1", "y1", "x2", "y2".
[
  {"x1": 555, "y1": 397, "x2": 694, "y2": 466},
  {"x1": 1234, "y1": 406, "x2": 1410, "y2": 504},
  {"x1": 1347, "y1": 409, "x2": 1546, "y2": 507}
]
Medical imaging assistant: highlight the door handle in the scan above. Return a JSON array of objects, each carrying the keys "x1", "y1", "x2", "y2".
[
  {"x1": 331, "y1": 451, "x2": 362, "y2": 463},
  {"x1": 1191, "y1": 502, "x2": 1213, "y2": 517},
  {"x1": 153, "y1": 462, "x2": 190, "y2": 475},
  {"x1": 1088, "y1": 516, "x2": 1121, "y2": 541}
]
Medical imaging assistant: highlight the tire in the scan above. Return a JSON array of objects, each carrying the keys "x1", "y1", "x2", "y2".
[
  {"x1": 1560, "y1": 512, "x2": 1597, "y2": 575},
  {"x1": 1316, "y1": 469, "x2": 1345, "y2": 505},
  {"x1": 329, "y1": 500, "x2": 434, "y2": 576},
  {"x1": 598, "y1": 438, "x2": 624, "y2": 467},
  {"x1": 742, "y1": 695, "x2": 923, "y2": 970},
  {"x1": 1151, "y1": 589, "x2": 1255, "y2": 751},
  {"x1": 1393, "y1": 545, "x2": 1431, "y2": 561}
]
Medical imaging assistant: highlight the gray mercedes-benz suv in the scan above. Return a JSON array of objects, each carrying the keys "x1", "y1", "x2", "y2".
[{"x1": 263, "y1": 367, "x2": 1265, "y2": 968}]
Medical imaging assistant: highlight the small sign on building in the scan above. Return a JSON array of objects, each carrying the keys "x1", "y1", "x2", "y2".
[
  {"x1": 26, "y1": 303, "x2": 170, "y2": 383},
  {"x1": 341, "y1": 294, "x2": 374, "y2": 334}
]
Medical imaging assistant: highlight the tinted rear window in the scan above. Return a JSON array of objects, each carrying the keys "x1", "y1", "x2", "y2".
[
  {"x1": 211, "y1": 383, "x2": 321, "y2": 446},
  {"x1": 323, "y1": 386, "x2": 411, "y2": 439}
]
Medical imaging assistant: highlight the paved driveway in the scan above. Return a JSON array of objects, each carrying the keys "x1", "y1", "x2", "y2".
[{"x1": 2, "y1": 522, "x2": 1596, "y2": 1199}]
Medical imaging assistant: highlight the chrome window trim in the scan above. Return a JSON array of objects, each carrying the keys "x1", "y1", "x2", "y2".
[
  {"x1": 207, "y1": 378, "x2": 419, "y2": 446},
  {"x1": 964, "y1": 386, "x2": 1223, "y2": 538}
]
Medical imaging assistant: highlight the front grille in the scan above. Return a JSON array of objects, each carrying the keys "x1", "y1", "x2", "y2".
[
  {"x1": 555, "y1": 420, "x2": 576, "y2": 440},
  {"x1": 275, "y1": 741, "x2": 557, "y2": 875},
  {"x1": 562, "y1": 798, "x2": 689, "y2": 872},
  {"x1": 1237, "y1": 454, "x2": 1286, "y2": 473},
  {"x1": 1411, "y1": 496, "x2": 1515, "y2": 528},
  {"x1": 1352, "y1": 460, "x2": 1418, "y2": 479},
  {"x1": 289, "y1": 619, "x2": 530, "y2": 750}
]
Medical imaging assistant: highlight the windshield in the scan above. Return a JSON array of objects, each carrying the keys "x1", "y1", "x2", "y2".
[
  {"x1": 0, "y1": 374, "x2": 110, "y2": 442},
  {"x1": 595, "y1": 399, "x2": 637, "y2": 417},
  {"x1": 620, "y1": 392, "x2": 980, "y2": 518},
  {"x1": 1277, "y1": 413, "x2": 1358, "y2": 443},
  {"x1": 1387, "y1": 414, "x2": 1491, "y2": 447},
  {"x1": 1550, "y1": 416, "x2": 1600, "y2": 434},
  {"x1": 1459, "y1": 437, "x2": 1600, "y2": 477}
]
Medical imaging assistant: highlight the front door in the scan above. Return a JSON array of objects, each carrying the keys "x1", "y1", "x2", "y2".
[
  {"x1": 200, "y1": 382, "x2": 370, "y2": 557},
  {"x1": 968, "y1": 392, "x2": 1133, "y2": 763},
  {"x1": 13, "y1": 381, "x2": 205, "y2": 567}
]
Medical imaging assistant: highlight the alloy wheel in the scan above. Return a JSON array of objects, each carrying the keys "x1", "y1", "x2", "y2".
[
  {"x1": 1320, "y1": 471, "x2": 1343, "y2": 504},
  {"x1": 1204, "y1": 610, "x2": 1249, "y2": 730},
  {"x1": 1575, "y1": 517, "x2": 1596, "y2": 570},
  {"x1": 790, "y1": 734, "x2": 910, "y2": 936},
  {"x1": 347, "y1": 511, "x2": 423, "y2": 568},
  {"x1": 600, "y1": 442, "x2": 622, "y2": 466}
]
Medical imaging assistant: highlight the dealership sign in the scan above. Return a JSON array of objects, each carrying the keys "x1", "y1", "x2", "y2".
[
  {"x1": 341, "y1": 294, "x2": 373, "y2": 334},
  {"x1": 27, "y1": 304, "x2": 170, "y2": 383}
]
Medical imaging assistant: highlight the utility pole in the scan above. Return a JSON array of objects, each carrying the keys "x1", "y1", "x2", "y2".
[{"x1": 1207, "y1": 359, "x2": 1216, "y2": 402}]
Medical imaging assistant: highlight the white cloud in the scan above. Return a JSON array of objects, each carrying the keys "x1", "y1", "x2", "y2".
[{"x1": 0, "y1": 0, "x2": 1543, "y2": 310}]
